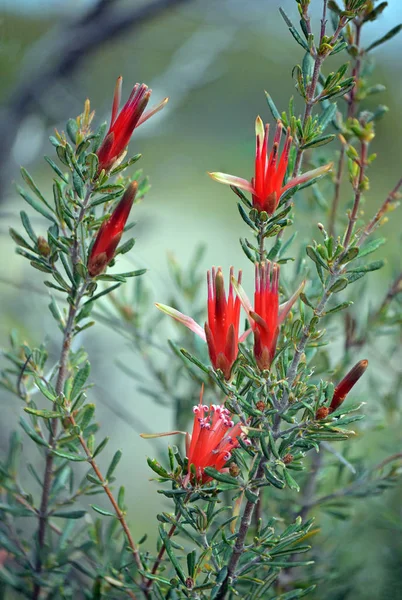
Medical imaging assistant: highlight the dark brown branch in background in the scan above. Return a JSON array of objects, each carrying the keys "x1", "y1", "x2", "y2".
[{"x1": 0, "y1": 0, "x2": 192, "y2": 203}]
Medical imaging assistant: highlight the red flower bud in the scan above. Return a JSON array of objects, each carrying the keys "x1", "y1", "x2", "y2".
[
  {"x1": 97, "y1": 77, "x2": 168, "y2": 172},
  {"x1": 88, "y1": 181, "x2": 137, "y2": 277},
  {"x1": 329, "y1": 359, "x2": 368, "y2": 413}
]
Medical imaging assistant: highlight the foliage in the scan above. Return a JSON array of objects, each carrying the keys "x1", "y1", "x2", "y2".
[{"x1": 1, "y1": 1, "x2": 402, "y2": 599}]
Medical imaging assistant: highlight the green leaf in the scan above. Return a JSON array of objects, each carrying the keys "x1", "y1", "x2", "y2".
[
  {"x1": 279, "y1": 8, "x2": 309, "y2": 50},
  {"x1": 52, "y1": 510, "x2": 86, "y2": 519},
  {"x1": 158, "y1": 525, "x2": 187, "y2": 583},
  {"x1": 265, "y1": 92, "x2": 281, "y2": 121},
  {"x1": 348, "y1": 260, "x2": 385, "y2": 273},
  {"x1": 317, "y1": 103, "x2": 337, "y2": 132},
  {"x1": 328, "y1": 277, "x2": 348, "y2": 293},
  {"x1": 20, "y1": 211, "x2": 37, "y2": 244},
  {"x1": 147, "y1": 458, "x2": 170, "y2": 478},
  {"x1": 283, "y1": 468, "x2": 300, "y2": 492},
  {"x1": 71, "y1": 362, "x2": 91, "y2": 400},
  {"x1": 306, "y1": 245, "x2": 329, "y2": 270},
  {"x1": 33, "y1": 375, "x2": 58, "y2": 403},
  {"x1": 358, "y1": 238, "x2": 386, "y2": 258},
  {"x1": 77, "y1": 403, "x2": 95, "y2": 431},
  {"x1": 19, "y1": 417, "x2": 50, "y2": 448},
  {"x1": 114, "y1": 238, "x2": 136, "y2": 256},
  {"x1": 301, "y1": 134, "x2": 335, "y2": 149},
  {"x1": 203, "y1": 467, "x2": 239, "y2": 486},
  {"x1": 52, "y1": 449, "x2": 87, "y2": 462},
  {"x1": 245, "y1": 488, "x2": 259, "y2": 503},
  {"x1": 263, "y1": 464, "x2": 285, "y2": 489},
  {"x1": 44, "y1": 156, "x2": 69, "y2": 183},
  {"x1": 24, "y1": 407, "x2": 61, "y2": 419},
  {"x1": 20, "y1": 167, "x2": 54, "y2": 211},
  {"x1": 93, "y1": 436, "x2": 109, "y2": 458},
  {"x1": 324, "y1": 301, "x2": 353, "y2": 315},
  {"x1": 366, "y1": 24, "x2": 402, "y2": 52},
  {"x1": 106, "y1": 450, "x2": 122, "y2": 480},
  {"x1": 9, "y1": 228, "x2": 35, "y2": 251},
  {"x1": 91, "y1": 504, "x2": 116, "y2": 517},
  {"x1": 17, "y1": 186, "x2": 56, "y2": 222}
]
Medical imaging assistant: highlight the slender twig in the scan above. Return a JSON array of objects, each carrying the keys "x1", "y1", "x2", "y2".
[
  {"x1": 373, "y1": 452, "x2": 402, "y2": 472},
  {"x1": 328, "y1": 145, "x2": 345, "y2": 237},
  {"x1": 274, "y1": 7, "x2": 347, "y2": 252},
  {"x1": 343, "y1": 140, "x2": 368, "y2": 248},
  {"x1": 145, "y1": 521, "x2": 179, "y2": 590},
  {"x1": 329, "y1": 19, "x2": 363, "y2": 236},
  {"x1": 66, "y1": 412, "x2": 143, "y2": 599},
  {"x1": 356, "y1": 176, "x2": 402, "y2": 248},
  {"x1": 296, "y1": 452, "x2": 322, "y2": 522},
  {"x1": 33, "y1": 299, "x2": 79, "y2": 599}
]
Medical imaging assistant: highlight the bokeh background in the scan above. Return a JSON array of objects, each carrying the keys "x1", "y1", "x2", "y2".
[{"x1": 1, "y1": 1, "x2": 402, "y2": 598}]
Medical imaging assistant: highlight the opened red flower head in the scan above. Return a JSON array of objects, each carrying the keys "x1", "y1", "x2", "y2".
[
  {"x1": 209, "y1": 117, "x2": 332, "y2": 214},
  {"x1": 88, "y1": 181, "x2": 137, "y2": 277},
  {"x1": 156, "y1": 267, "x2": 249, "y2": 379},
  {"x1": 97, "y1": 77, "x2": 168, "y2": 172},
  {"x1": 185, "y1": 393, "x2": 250, "y2": 484},
  {"x1": 233, "y1": 261, "x2": 304, "y2": 370}
]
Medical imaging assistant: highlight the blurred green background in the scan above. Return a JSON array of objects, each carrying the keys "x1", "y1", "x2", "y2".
[{"x1": 1, "y1": 1, "x2": 402, "y2": 598}]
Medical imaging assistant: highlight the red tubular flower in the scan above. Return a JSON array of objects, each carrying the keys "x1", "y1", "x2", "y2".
[
  {"x1": 88, "y1": 181, "x2": 137, "y2": 277},
  {"x1": 329, "y1": 359, "x2": 368, "y2": 413},
  {"x1": 252, "y1": 261, "x2": 280, "y2": 370},
  {"x1": 209, "y1": 117, "x2": 332, "y2": 214},
  {"x1": 156, "y1": 268, "x2": 248, "y2": 380},
  {"x1": 204, "y1": 268, "x2": 242, "y2": 379},
  {"x1": 232, "y1": 261, "x2": 304, "y2": 371},
  {"x1": 186, "y1": 400, "x2": 250, "y2": 484},
  {"x1": 97, "y1": 77, "x2": 168, "y2": 172}
]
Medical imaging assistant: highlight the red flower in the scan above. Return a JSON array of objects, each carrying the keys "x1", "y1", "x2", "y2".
[
  {"x1": 88, "y1": 181, "x2": 137, "y2": 277},
  {"x1": 156, "y1": 268, "x2": 248, "y2": 380},
  {"x1": 186, "y1": 400, "x2": 250, "y2": 484},
  {"x1": 232, "y1": 261, "x2": 304, "y2": 371},
  {"x1": 209, "y1": 117, "x2": 332, "y2": 214},
  {"x1": 97, "y1": 77, "x2": 168, "y2": 172},
  {"x1": 204, "y1": 267, "x2": 243, "y2": 379},
  {"x1": 329, "y1": 359, "x2": 368, "y2": 413}
]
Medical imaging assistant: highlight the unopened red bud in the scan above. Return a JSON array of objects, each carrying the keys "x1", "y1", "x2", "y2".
[
  {"x1": 316, "y1": 406, "x2": 329, "y2": 420},
  {"x1": 88, "y1": 181, "x2": 138, "y2": 277},
  {"x1": 329, "y1": 359, "x2": 368, "y2": 413},
  {"x1": 37, "y1": 236, "x2": 51, "y2": 257},
  {"x1": 256, "y1": 401, "x2": 266, "y2": 411},
  {"x1": 283, "y1": 453, "x2": 294, "y2": 465}
]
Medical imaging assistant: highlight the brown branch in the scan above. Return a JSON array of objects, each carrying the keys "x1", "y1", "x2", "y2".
[
  {"x1": 33, "y1": 301, "x2": 77, "y2": 599},
  {"x1": 215, "y1": 460, "x2": 266, "y2": 600},
  {"x1": 66, "y1": 413, "x2": 144, "y2": 600},
  {"x1": 0, "y1": 0, "x2": 192, "y2": 202}
]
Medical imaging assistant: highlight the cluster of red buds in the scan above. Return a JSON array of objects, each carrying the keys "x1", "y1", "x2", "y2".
[
  {"x1": 87, "y1": 78, "x2": 167, "y2": 278},
  {"x1": 156, "y1": 261, "x2": 303, "y2": 378}
]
